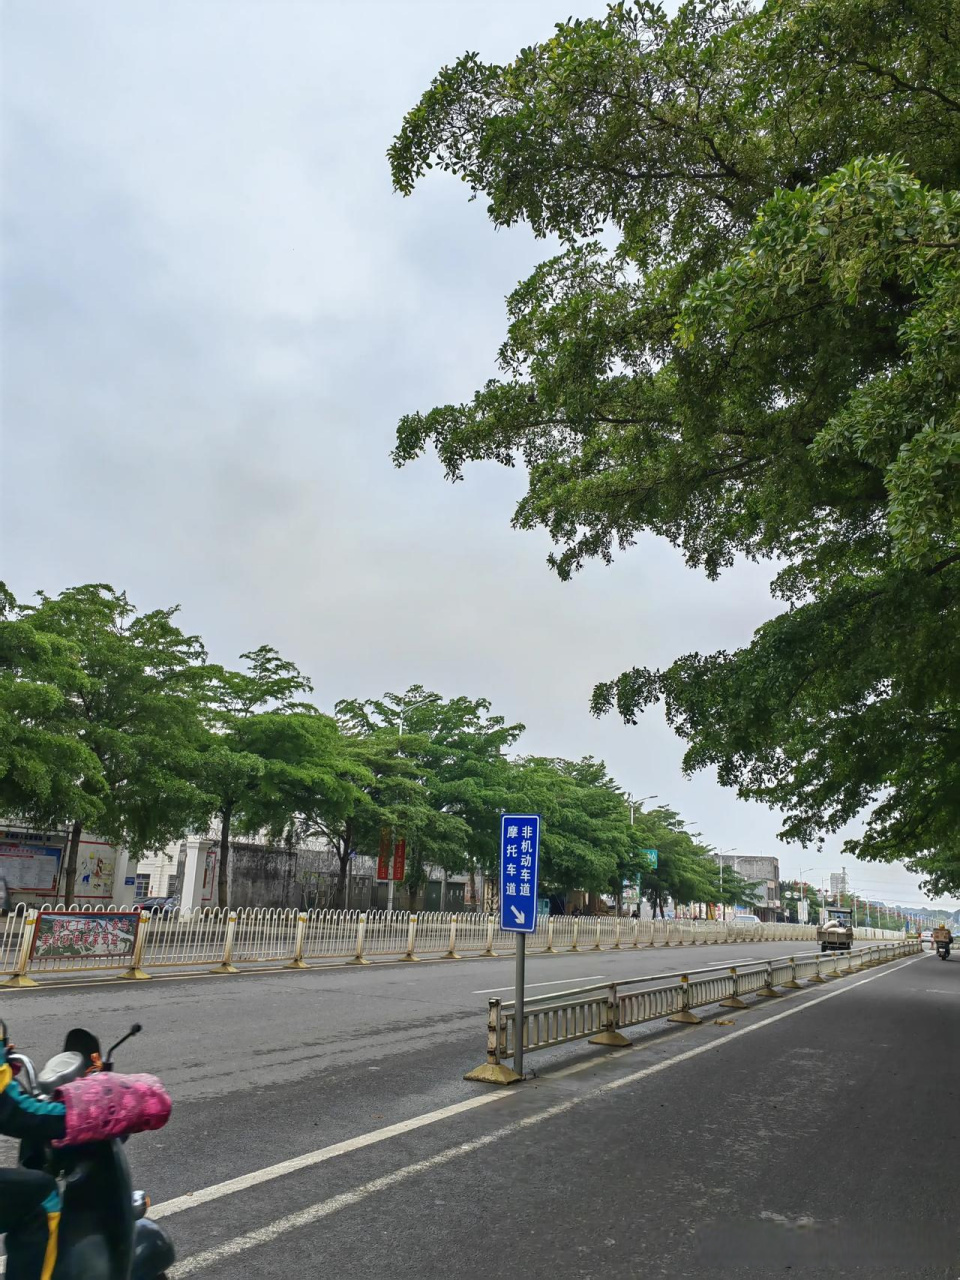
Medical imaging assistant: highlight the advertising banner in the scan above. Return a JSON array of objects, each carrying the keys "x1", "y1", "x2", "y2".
[{"x1": 31, "y1": 911, "x2": 140, "y2": 961}]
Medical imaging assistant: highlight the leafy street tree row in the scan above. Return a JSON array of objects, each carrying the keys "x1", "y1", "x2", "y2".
[
  {"x1": 388, "y1": 0, "x2": 960, "y2": 892},
  {"x1": 0, "y1": 582, "x2": 755, "y2": 914}
]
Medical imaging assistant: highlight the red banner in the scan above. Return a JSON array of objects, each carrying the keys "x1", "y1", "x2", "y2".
[
  {"x1": 377, "y1": 828, "x2": 392, "y2": 881},
  {"x1": 392, "y1": 840, "x2": 406, "y2": 882}
]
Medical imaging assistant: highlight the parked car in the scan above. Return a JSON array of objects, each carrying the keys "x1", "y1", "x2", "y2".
[
  {"x1": 733, "y1": 914, "x2": 762, "y2": 926},
  {"x1": 137, "y1": 895, "x2": 180, "y2": 914}
]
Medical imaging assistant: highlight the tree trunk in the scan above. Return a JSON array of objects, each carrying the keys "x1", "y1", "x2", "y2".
[
  {"x1": 335, "y1": 850, "x2": 350, "y2": 909},
  {"x1": 218, "y1": 803, "x2": 232, "y2": 909},
  {"x1": 468, "y1": 862, "x2": 478, "y2": 912},
  {"x1": 63, "y1": 820, "x2": 82, "y2": 907},
  {"x1": 334, "y1": 824, "x2": 352, "y2": 909},
  {"x1": 406, "y1": 849, "x2": 425, "y2": 912}
]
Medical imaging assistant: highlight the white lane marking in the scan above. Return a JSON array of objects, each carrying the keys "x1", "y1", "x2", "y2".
[
  {"x1": 167, "y1": 1101, "x2": 578, "y2": 1276},
  {"x1": 656, "y1": 958, "x2": 757, "y2": 972},
  {"x1": 479, "y1": 958, "x2": 760, "y2": 992},
  {"x1": 149, "y1": 1093, "x2": 502, "y2": 1221},
  {"x1": 473, "y1": 975, "x2": 605, "y2": 995},
  {"x1": 163, "y1": 952, "x2": 924, "y2": 1279}
]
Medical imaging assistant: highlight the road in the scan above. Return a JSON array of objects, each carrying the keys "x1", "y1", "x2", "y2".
[{"x1": 2, "y1": 942, "x2": 955, "y2": 1277}]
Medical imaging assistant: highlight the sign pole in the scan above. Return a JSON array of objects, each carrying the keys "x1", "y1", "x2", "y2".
[{"x1": 514, "y1": 931, "x2": 526, "y2": 1079}]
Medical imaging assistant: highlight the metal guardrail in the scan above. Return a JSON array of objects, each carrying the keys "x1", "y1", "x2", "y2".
[
  {"x1": 464, "y1": 939, "x2": 922, "y2": 1084},
  {"x1": 0, "y1": 902, "x2": 907, "y2": 987}
]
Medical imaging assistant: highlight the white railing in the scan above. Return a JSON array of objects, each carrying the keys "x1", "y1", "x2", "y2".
[
  {"x1": 468, "y1": 939, "x2": 921, "y2": 1080},
  {"x1": 0, "y1": 904, "x2": 30, "y2": 974},
  {"x1": 0, "y1": 904, "x2": 907, "y2": 986}
]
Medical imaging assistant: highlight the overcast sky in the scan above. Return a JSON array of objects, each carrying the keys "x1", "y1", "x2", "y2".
[{"x1": 1, "y1": 0, "x2": 949, "y2": 913}]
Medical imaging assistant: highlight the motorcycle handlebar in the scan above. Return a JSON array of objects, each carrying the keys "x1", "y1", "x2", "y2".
[{"x1": 7, "y1": 1052, "x2": 39, "y2": 1096}]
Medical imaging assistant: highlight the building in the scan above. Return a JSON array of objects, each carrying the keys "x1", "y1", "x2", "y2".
[
  {"x1": 132, "y1": 845, "x2": 179, "y2": 900},
  {"x1": 829, "y1": 871, "x2": 849, "y2": 900},
  {"x1": 715, "y1": 853, "x2": 781, "y2": 921}
]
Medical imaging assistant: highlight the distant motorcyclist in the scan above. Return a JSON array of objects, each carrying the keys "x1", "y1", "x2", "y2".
[{"x1": 0, "y1": 1020, "x2": 66, "y2": 1280}]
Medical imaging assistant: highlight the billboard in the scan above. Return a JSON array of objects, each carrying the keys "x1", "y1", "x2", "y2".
[{"x1": 0, "y1": 833, "x2": 63, "y2": 895}]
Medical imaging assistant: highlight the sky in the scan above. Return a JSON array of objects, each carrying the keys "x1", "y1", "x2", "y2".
[{"x1": 1, "y1": 0, "x2": 950, "y2": 914}]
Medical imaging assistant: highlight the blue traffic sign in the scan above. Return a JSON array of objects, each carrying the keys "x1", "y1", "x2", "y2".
[{"x1": 499, "y1": 813, "x2": 541, "y2": 933}]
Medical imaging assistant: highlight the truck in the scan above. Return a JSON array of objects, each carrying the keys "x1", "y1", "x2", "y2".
[{"x1": 817, "y1": 905, "x2": 853, "y2": 952}]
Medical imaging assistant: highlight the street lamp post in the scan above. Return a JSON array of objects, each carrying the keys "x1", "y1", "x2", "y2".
[
  {"x1": 627, "y1": 793, "x2": 658, "y2": 825},
  {"x1": 794, "y1": 867, "x2": 815, "y2": 924},
  {"x1": 623, "y1": 795, "x2": 657, "y2": 918},
  {"x1": 715, "y1": 848, "x2": 736, "y2": 922}
]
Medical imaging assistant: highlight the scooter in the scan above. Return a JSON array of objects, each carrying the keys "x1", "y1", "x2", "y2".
[
  {"x1": 9, "y1": 1023, "x2": 175, "y2": 1280},
  {"x1": 937, "y1": 939, "x2": 951, "y2": 960}
]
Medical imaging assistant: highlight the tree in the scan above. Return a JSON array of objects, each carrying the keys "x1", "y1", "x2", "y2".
[
  {"x1": 292, "y1": 724, "x2": 420, "y2": 909},
  {"x1": 21, "y1": 584, "x2": 213, "y2": 904},
  {"x1": 779, "y1": 880, "x2": 820, "y2": 925},
  {"x1": 200, "y1": 646, "x2": 315, "y2": 907},
  {"x1": 630, "y1": 807, "x2": 717, "y2": 918},
  {"x1": 389, "y1": 1, "x2": 960, "y2": 884},
  {"x1": 335, "y1": 688, "x2": 508, "y2": 908},
  {"x1": 506, "y1": 756, "x2": 633, "y2": 898},
  {"x1": 0, "y1": 584, "x2": 105, "y2": 836}
]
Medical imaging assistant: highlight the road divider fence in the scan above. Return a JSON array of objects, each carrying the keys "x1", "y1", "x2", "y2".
[
  {"x1": 464, "y1": 938, "x2": 922, "y2": 1084},
  {"x1": 0, "y1": 902, "x2": 905, "y2": 987}
]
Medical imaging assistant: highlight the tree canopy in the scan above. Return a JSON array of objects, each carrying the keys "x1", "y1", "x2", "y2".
[
  {"x1": 0, "y1": 585, "x2": 105, "y2": 837},
  {"x1": 0, "y1": 582, "x2": 739, "y2": 911},
  {"x1": 389, "y1": 0, "x2": 960, "y2": 887},
  {"x1": 18, "y1": 584, "x2": 214, "y2": 902},
  {"x1": 199, "y1": 645, "x2": 317, "y2": 906}
]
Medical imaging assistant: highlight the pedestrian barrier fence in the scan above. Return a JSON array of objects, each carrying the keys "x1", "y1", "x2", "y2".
[
  {"x1": 0, "y1": 902, "x2": 906, "y2": 987},
  {"x1": 464, "y1": 938, "x2": 923, "y2": 1084}
]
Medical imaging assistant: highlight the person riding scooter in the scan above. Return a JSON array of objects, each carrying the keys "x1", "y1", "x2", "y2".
[
  {"x1": 0, "y1": 1020, "x2": 67, "y2": 1280},
  {"x1": 934, "y1": 924, "x2": 953, "y2": 959}
]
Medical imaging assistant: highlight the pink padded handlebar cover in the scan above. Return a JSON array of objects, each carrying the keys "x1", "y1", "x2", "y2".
[{"x1": 52, "y1": 1071, "x2": 171, "y2": 1148}]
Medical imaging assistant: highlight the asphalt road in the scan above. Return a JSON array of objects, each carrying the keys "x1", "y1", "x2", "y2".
[{"x1": 2, "y1": 943, "x2": 953, "y2": 1277}]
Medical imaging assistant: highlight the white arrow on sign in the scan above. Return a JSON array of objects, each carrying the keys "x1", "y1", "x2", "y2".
[{"x1": 510, "y1": 905, "x2": 524, "y2": 923}]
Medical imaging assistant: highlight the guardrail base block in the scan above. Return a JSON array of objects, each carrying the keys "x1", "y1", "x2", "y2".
[
  {"x1": 668, "y1": 1009, "x2": 702, "y2": 1024},
  {"x1": 401, "y1": 954, "x2": 422, "y2": 962},
  {"x1": 719, "y1": 995, "x2": 747, "y2": 1008},
  {"x1": 1, "y1": 973, "x2": 38, "y2": 989},
  {"x1": 347, "y1": 956, "x2": 371, "y2": 966},
  {"x1": 782, "y1": 978, "x2": 803, "y2": 989},
  {"x1": 588, "y1": 1031, "x2": 632, "y2": 1047},
  {"x1": 284, "y1": 958, "x2": 309, "y2": 969},
  {"x1": 756, "y1": 986, "x2": 782, "y2": 998},
  {"x1": 211, "y1": 962, "x2": 239, "y2": 974},
  {"x1": 807, "y1": 974, "x2": 827, "y2": 984},
  {"x1": 464, "y1": 1063, "x2": 522, "y2": 1086},
  {"x1": 442, "y1": 951, "x2": 462, "y2": 961},
  {"x1": 121, "y1": 966, "x2": 152, "y2": 981}
]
